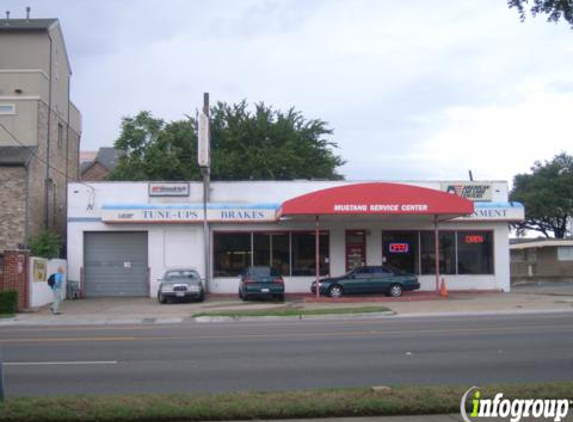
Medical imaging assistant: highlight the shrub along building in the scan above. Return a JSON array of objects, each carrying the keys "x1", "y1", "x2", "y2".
[
  {"x1": 67, "y1": 180, "x2": 524, "y2": 297},
  {"x1": 0, "y1": 13, "x2": 81, "y2": 305}
]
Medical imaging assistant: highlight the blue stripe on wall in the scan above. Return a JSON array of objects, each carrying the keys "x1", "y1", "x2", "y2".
[
  {"x1": 68, "y1": 217, "x2": 102, "y2": 223},
  {"x1": 102, "y1": 203, "x2": 280, "y2": 210}
]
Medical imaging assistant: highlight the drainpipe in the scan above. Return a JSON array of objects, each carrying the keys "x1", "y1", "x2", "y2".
[
  {"x1": 64, "y1": 67, "x2": 71, "y2": 243},
  {"x1": 44, "y1": 29, "x2": 54, "y2": 230}
]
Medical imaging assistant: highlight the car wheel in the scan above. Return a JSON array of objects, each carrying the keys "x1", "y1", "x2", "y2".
[
  {"x1": 388, "y1": 284, "x2": 403, "y2": 297},
  {"x1": 240, "y1": 290, "x2": 249, "y2": 301},
  {"x1": 275, "y1": 294, "x2": 285, "y2": 302},
  {"x1": 328, "y1": 285, "x2": 343, "y2": 299},
  {"x1": 197, "y1": 290, "x2": 205, "y2": 302},
  {"x1": 158, "y1": 292, "x2": 167, "y2": 304}
]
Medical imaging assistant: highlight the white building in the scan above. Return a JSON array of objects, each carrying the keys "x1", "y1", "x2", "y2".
[{"x1": 67, "y1": 180, "x2": 524, "y2": 297}]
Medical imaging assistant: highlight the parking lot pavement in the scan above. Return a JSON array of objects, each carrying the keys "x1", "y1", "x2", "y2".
[{"x1": 2, "y1": 282, "x2": 573, "y2": 326}]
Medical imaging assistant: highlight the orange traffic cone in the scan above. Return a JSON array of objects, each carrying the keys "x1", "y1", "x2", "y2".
[{"x1": 439, "y1": 277, "x2": 448, "y2": 299}]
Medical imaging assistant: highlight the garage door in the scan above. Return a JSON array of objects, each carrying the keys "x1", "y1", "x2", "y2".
[{"x1": 84, "y1": 232, "x2": 148, "y2": 297}]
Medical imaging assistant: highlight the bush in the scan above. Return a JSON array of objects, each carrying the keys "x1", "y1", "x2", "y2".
[
  {"x1": 29, "y1": 231, "x2": 62, "y2": 259},
  {"x1": 0, "y1": 290, "x2": 18, "y2": 314}
]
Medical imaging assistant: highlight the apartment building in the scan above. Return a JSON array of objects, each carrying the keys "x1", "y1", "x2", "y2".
[{"x1": 0, "y1": 14, "x2": 82, "y2": 252}]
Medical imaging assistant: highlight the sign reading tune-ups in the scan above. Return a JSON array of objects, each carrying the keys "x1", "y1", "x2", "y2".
[{"x1": 442, "y1": 182, "x2": 492, "y2": 201}]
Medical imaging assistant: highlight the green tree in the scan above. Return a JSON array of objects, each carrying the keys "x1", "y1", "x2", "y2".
[
  {"x1": 109, "y1": 101, "x2": 345, "y2": 181},
  {"x1": 510, "y1": 152, "x2": 573, "y2": 238},
  {"x1": 508, "y1": 0, "x2": 573, "y2": 28},
  {"x1": 29, "y1": 231, "x2": 62, "y2": 259}
]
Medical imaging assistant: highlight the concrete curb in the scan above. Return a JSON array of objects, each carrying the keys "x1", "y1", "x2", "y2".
[
  {"x1": 193, "y1": 311, "x2": 397, "y2": 323},
  {"x1": 3, "y1": 308, "x2": 573, "y2": 326}
]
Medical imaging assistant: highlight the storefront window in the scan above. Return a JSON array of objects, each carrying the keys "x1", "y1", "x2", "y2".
[
  {"x1": 253, "y1": 233, "x2": 270, "y2": 267},
  {"x1": 291, "y1": 232, "x2": 330, "y2": 276},
  {"x1": 213, "y1": 233, "x2": 252, "y2": 277},
  {"x1": 272, "y1": 233, "x2": 290, "y2": 276},
  {"x1": 457, "y1": 231, "x2": 494, "y2": 274},
  {"x1": 214, "y1": 231, "x2": 328, "y2": 277},
  {"x1": 420, "y1": 231, "x2": 456, "y2": 275},
  {"x1": 382, "y1": 231, "x2": 419, "y2": 274}
]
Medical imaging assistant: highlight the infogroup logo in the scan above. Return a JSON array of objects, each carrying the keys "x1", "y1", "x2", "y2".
[{"x1": 460, "y1": 386, "x2": 571, "y2": 422}]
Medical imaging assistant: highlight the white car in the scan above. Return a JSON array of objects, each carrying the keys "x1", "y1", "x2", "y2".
[{"x1": 157, "y1": 268, "x2": 205, "y2": 304}]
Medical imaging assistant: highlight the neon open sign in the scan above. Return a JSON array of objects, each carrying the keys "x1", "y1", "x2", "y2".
[
  {"x1": 389, "y1": 243, "x2": 409, "y2": 253},
  {"x1": 465, "y1": 235, "x2": 484, "y2": 244}
]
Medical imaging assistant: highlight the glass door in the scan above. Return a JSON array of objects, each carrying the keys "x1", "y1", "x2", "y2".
[{"x1": 345, "y1": 230, "x2": 366, "y2": 271}]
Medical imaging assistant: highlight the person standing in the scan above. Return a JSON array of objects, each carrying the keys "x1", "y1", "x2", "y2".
[{"x1": 50, "y1": 266, "x2": 65, "y2": 315}]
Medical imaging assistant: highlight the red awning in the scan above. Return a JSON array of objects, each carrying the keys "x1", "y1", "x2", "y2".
[{"x1": 278, "y1": 182, "x2": 474, "y2": 217}]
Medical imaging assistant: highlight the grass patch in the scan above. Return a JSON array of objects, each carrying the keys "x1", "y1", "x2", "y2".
[
  {"x1": 193, "y1": 305, "x2": 392, "y2": 318},
  {"x1": 0, "y1": 382, "x2": 571, "y2": 422}
]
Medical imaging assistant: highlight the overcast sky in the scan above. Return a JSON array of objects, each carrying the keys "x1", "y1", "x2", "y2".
[{"x1": 4, "y1": 0, "x2": 572, "y2": 183}]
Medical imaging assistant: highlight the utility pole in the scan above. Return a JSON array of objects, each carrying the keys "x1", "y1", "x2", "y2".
[{"x1": 198, "y1": 93, "x2": 211, "y2": 292}]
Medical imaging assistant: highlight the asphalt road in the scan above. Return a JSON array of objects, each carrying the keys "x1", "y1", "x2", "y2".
[{"x1": 1, "y1": 313, "x2": 573, "y2": 397}]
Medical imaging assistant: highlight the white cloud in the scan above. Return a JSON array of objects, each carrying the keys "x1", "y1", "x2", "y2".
[
  {"x1": 417, "y1": 88, "x2": 573, "y2": 183},
  {"x1": 4, "y1": 0, "x2": 572, "y2": 183}
]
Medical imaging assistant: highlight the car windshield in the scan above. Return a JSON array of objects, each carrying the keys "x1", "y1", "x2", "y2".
[
  {"x1": 164, "y1": 270, "x2": 200, "y2": 281},
  {"x1": 248, "y1": 267, "x2": 280, "y2": 277}
]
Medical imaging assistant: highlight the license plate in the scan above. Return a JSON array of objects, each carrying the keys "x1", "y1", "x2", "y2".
[
  {"x1": 176, "y1": 292, "x2": 185, "y2": 297},
  {"x1": 261, "y1": 288, "x2": 270, "y2": 293}
]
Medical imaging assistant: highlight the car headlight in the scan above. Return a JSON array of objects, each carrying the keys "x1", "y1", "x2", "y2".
[
  {"x1": 189, "y1": 285, "x2": 200, "y2": 292},
  {"x1": 160, "y1": 284, "x2": 174, "y2": 293}
]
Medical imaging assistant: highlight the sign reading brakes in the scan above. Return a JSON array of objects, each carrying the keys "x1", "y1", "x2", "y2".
[
  {"x1": 442, "y1": 182, "x2": 492, "y2": 201},
  {"x1": 333, "y1": 204, "x2": 429, "y2": 213}
]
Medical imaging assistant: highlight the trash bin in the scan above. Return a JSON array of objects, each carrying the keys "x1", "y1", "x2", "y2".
[{"x1": 67, "y1": 280, "x2": 81, "y2": 300}]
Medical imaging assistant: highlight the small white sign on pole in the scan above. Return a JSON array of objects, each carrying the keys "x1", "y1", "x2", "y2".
[{"x1": 198, "y1": 111, "x2": 210, "y2": 168}]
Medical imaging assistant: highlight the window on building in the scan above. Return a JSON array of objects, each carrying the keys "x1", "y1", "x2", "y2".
[
  {"x1": 557, "y1": 246, "x2": 573, "y2": 261},
  {"x1": 420, "y1": 231, "x2": 456, "y2": 275},
  {"x1": 253, "y1": 233, "x2": 270, "y2": 267},
  {"x1": 292, "y1": 232, "x2": 329, "y2": 276},
  {"x1": 457, "y1": 231, "x2": 494, "y2": 274},
  {"x1": 57, "y1": 123, "x2": 64, "y2": 149},
  {"x1": 214, "y1": 231, "x2": 329, "y2": 277},
  {"x1": 0, "y1": 104, "x2": 15, "y2": 114},
  {"x1": 213, "y1": 233, "x2": 251, "y2": 277},
  {"x1": 382, "y1": 231, "x2": 419, "y2": 274},
  {"x1": 271, "y1": 233, "x2": 290, "y2": 276}
]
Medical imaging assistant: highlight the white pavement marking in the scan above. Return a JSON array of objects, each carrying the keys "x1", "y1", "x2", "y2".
[{"x1": 4, "y1": 361, "x2": 118, "y2": 366}]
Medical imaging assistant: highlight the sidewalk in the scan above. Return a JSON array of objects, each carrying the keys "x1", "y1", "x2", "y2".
[{"x1": 2, "y1": 283, "x2": 573, "y2": 326}]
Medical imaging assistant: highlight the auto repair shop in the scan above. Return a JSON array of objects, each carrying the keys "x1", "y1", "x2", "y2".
[{"x1": 67, "y1": 180, "x2": 524, "y2": 297}]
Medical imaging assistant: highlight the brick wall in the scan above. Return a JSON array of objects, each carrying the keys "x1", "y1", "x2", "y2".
[
  {"x1": 1, "y1": 249, "x2": 30, "y2": 310},
  {"x1": 0, "y1": 254, "x2": 4, "y2": 289},
  {"x1": 0, "y1": 167, "x2": 27, "y2": 251},
  {"x1": 81, "y1": 162, "x2": 111, "y2": 181},
  {"x1": 32, "y1": 101, "x2": 81, "y2": 246}
]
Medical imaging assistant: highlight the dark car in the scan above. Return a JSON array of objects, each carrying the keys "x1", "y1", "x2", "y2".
[
  {"x1": 239, "y1": 266, "x2": 285, "y2": 301},
  {"x1": 311, "y1": 265, "x2": 420, "y2": 298},
  {"x1": 157, "y1": 268, "x2": 205, "y2": 304}
]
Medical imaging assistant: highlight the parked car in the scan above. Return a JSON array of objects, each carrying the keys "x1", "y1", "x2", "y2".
[
  {"x1": 310, "y1": 265, "x2": 420, "y2": 298},
  {"x1": 239, "y1": 266, "x2": 285, "y2": 301},
  {"x1": 157, "y1": 268, "x2": 205, "y2": 304}
]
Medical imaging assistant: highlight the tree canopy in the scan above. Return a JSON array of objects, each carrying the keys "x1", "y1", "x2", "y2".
[
  {"x1": 508, "y1": 0, "x2": 573, "y2": 28},
  {"x1": 510, "y1": 152, "x2": 573, "y2": 238},
  {"x1": 109, "y1": 101, "x2": 345, "y2": 181}
]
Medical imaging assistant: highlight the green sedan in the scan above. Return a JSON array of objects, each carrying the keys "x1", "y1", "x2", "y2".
[
  {"x1": 239, "y1": 266, "x2": 285, "y2": 301},
  {"x1": 310, "y1": 265, "x2": 420, "y2": 298}
]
